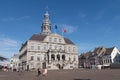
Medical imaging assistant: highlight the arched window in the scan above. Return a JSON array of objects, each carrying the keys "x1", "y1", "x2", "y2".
[
  {"x1": 57, "y1": 54, "x2": 60, "y2": 61},
  {"x1": 51, "y1": 54, "x2": 55, "y2": 60},
  {"x1": 62, "y1": 55, "x2": 65, "y2": 61}
]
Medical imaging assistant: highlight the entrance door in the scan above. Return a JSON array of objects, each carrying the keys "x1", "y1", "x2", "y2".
[
  {"x1": 42, "y1": 62, "x2": 46, "y2": 69},
  {"x1": 27, "y1": 65, "x2": 29, "y2": 71},
  {"x1": 57, "y1": 64, "x2": 61, "y2": 69}
]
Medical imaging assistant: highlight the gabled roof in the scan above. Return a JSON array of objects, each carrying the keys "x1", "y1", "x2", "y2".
[
  {"x1": 29, "y1": 34, "x2": 47, "y2": 41},
  {"x1": 64, "y1": 37, "x2": 75, "y2": 45},
  {"x1": 79, "y1": 46, "x2": 116, "y2": 59},
  {"x1": 79, "y1": 51, "x2": 92, "y2": 59},
  {"x1": 105, "y1": 47, "x2": 115, "y2": 55}
]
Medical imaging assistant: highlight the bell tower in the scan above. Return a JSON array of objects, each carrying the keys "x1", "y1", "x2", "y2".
[{"x1": 41, "y1": 10, "x2": 51, "y2": 35}]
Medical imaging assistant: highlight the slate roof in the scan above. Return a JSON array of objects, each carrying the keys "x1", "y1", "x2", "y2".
[
  {"x1": 64, "y1": 37, "x2": 75, "y2": 45},
  {"x1": 105, "y1": 47, "x2": 115, "y2": 55},
  {"x1": 80, "y1": 47, "x2": 115, "y2": 58},
  {"x1": 29, "y1": 34, "x2": 75, "y2": 45},
  {"x1": 29, "y1": 34, "x2": 47, "y2": 41}
]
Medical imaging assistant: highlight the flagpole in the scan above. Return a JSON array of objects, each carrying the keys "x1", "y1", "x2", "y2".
[
  {"x1": 62, "y1": 30, "x2": 63, "y2": 37},
  {"x1": 62, "y1": 28, "x2": 64, "y2": 37},
  {"x1": 62, "y1": 28, "x2": 66, "y2": 37},
  {"x1": 55, "y1": 25, "x2": 57, "y2": 34}
]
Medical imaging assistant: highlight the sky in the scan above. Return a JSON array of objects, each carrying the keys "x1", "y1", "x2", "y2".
[{"x1": 0, "y1": 0, "x2": 120, "y2": 58}]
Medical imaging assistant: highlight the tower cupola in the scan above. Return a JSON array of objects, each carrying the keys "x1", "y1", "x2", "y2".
[{"x1": 41, "y1": 11, "x2": 51, "y2": 35}]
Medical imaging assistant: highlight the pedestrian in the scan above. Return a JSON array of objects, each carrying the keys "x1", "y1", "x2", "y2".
[
  {"x1": 42, "y1": 68, "x2": 48, "y2": 76},
  {"x1": 37, "y1": 68, "x2": 41, "y2": 76}
]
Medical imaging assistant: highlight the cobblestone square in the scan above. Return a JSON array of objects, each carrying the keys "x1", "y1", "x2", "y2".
[{"x1": 0, "y1": 69, "x2": 120, "y2": 80}]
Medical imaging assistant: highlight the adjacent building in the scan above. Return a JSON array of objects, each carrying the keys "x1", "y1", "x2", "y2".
[
  {"x1": 19, "y1": 11, "x2": 78, "y2": 70},
  {"x1": 79, "y1": 46, "x2": 120, "y2": 69},
  {"x1": 10, "y1": 54, "x2": 19, "y2": 71}
]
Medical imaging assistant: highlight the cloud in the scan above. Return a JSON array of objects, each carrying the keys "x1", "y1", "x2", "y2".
[
  {"x1": 56, "y1": 24, "x2": 78, "y2": 34},
  {"x1": 0, "y1": 35, "x2": 21, "y2": 58},
  {"x1": 1, "y1": 16, "x2": 30, "y2": 22},
  {"x1": 94, "y1": 8, "x2": 108, "y2": 21},
  {"x1": 78, "y1": 12, "x2": 86, "y2": 18}
]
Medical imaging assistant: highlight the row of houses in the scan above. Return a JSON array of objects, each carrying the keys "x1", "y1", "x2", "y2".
[{"x1": 79, "y1": 46, "x2": 120, "y2": 69}]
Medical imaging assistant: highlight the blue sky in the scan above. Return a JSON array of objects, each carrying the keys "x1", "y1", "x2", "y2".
[{"x1": 0, "y1": 0, "x2": 120, "y2": 58}]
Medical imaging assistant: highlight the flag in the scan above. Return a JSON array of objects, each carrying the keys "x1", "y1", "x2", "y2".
[
  {"x1": 62, "y1": 28, "x2": 66, "y2": 33},
  {"x1": 55, "y1": 25, "x2": 57, "y2": 29}
]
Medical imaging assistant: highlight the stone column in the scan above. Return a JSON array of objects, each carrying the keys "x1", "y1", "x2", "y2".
[{"x1": 49, "y1": 52, "x2": 51, "y2": 63}]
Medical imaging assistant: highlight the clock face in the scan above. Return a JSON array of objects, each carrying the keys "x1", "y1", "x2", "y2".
[{"x1": 45, "y1": 26, "x2": 49, "y2": 31}]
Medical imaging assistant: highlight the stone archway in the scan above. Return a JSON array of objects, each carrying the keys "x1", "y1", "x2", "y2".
[
  {"x1": 51, "y1": 54, "x2": 55, "y2": 60},
  {"x1": 27, "y1": 65, "x2": 29, "y2": 71},
  {"x1": 62, "y1": 55, "x2": 65, "y2": 61}
]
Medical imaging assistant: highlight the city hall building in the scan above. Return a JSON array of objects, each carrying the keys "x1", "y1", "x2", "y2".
[{"x1": 19, "y1": 11, "x2": 78, "y2": 70}]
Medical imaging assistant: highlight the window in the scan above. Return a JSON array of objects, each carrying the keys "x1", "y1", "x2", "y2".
[
  {"x1": 59, "y1": 46, "x2": 62, "y2": 50},
  {"x1": 73, "y1": 57, "x2": 76, "y2": 61},
  {"x1": 73, "y1": 47, "x2": 76, "y2": 52},
  {"x1": 38, "y1": 45, "x2": 40, "y2": 50},
  {"x1": 31, "y1": 43, "x2": 34, "y2": 50},
  {"x1": 37, "y1": 56, "x2": 40, "y2": 61},
  {"x1": 44, "y1": 54, "x2": 46, "y2": 60},
  {"x1": 55, "y1": 46, "x2": 57, "y2": 49},
  {"x1": 49, "y1": 45, "x2": 52, "y2": 49},
  {"x1": 59, "y1": 39, "x2": 62, "y2": 43},
  {"x1": 30, "y1": 56, "x2": 34, "y2": 60},
  {"x1": 51, "y1": 54, "x2": 55, "y2": 60},
  {"x1": 62, "y1": 55, "x2": 65, "y2": 61},
  {"x1": 54, "y1": 38, "x2": 57, "y2": 42},
  {"x1": 44, "y1": 45, "x2": 46, "y2": 50},
  {"x1": 68, "y1": 47, "x2": 71, "y2": 52},
  {"x1": 37, "y1": 63, "x2": 40, "y2": 65},
  {"x1": 49, "y1": 37, "x2": 52, "y2": 42},
  {"x1": 64, "y1": 46, "x2": 66, "y2": 51},
  {"x1": 31, "y1": 46, "x2": 34, "y2": 50}
]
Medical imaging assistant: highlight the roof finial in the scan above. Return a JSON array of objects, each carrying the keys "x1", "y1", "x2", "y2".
[{"x1": 45, "y1": 6, "x2": 49, "y2": 12}]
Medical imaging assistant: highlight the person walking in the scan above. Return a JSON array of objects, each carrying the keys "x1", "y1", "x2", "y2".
[
  {"x1": 37, "y1": 68, "x2": 41, "y2": 76},
  {"x1": 42, "y1": 68, "x2": 48, "y2": 76}
]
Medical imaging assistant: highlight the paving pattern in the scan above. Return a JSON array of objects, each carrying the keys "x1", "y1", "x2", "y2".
[{"x1": 0, "y1": 69, "x2": 120, "y2": 80}]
